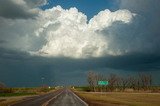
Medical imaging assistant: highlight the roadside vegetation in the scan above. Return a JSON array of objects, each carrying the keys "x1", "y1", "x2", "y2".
[
  {"x1": 73, "y1": 71, "x2": 160, "y2": 106},
  {"x1": 0, "y1": 82, "x2": 55, "y2": 106},
  {"x1": 0, "y1": 86, "x2": 55, "y2": 97},
  {"x1": 86, "y1": 71, "x2": 160, "y2": 92}
]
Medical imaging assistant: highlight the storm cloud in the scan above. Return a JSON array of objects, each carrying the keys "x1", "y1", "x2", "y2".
[
  {"x1": 0, "y1": 0, "x2": 46, "y2": 19},
  {"x1": 0, "y1": 5, "x2": 136, "y2": 58},
  {"x1": 0, "y1": 0, "x2": 160, "y2": 86},
  {"x1": 116, "y1": 0, "x2": 160, "y2": 54},
  {"x1": 0, "y1": 47, "x2": 160, "y2": 87}
]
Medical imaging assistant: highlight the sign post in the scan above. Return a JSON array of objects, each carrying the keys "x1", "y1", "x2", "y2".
[
  {"x1": 98, "y1": 81, "x2": 109, "y2": 86},
  {"x1": 98, "y1": 81, "x2": 109, "y2": 93}
]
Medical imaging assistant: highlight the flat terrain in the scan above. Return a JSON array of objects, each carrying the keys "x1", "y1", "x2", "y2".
[
  {"x1": 0, "y1": 95, "x2": 36, "y2": 106},
  {"x1": 5, "y1": 88, "x2": 88, "y2": 106},
  {"x1": 0, "y1": 87, "x2": 54, "y2": 106},
  {"x1": 76, "y1": 92, "x2": 160, "y2": 106},
  {"x1": 1, "y1": 88, "x2": 160, "y2": 106}
]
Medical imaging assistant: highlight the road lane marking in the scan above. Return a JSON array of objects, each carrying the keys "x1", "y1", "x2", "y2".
[
  {"x1": 70, "y1": 90, "x2": 88, "y2": 106},
  {"x1": 42, "y1": 90, "x2": 64, "y2": 106}
]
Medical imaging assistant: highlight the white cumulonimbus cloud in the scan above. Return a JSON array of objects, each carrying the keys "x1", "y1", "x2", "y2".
[
  {"x1": 1, "y1": 2, "x2": 160, "y2": 59},
  {"x1": 33, "y1": 6, "x2": 135, "y2": 58}
]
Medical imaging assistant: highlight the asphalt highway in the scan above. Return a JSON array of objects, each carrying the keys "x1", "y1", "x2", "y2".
[
  {"x1": 11, "y1": 88, "x2": 88, "y2": 106},
  {"x1": 47, "y1": 89, "x2": 88, "y2": 106}
]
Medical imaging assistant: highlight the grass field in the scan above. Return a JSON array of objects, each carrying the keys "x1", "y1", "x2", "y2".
[
  {"x1": 77, "y1": 91, "x2": 160, "y2": 106},
  {"x1": 0, "y1": 87, "x2": 55, "y2": 97},
  {"x1": 0, "y1": 92, "x2": 36, "y2": 97},
  {"x1": 0, "y1": 87, "x2": 55, "y2": 106},
  {"x1": 0, "y1": 95, "x2": 34, "y2": 106}
]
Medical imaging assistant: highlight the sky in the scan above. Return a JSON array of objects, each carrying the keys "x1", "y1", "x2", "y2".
[{"x1": 0, "y1": 0, "x2": 160, "y2": 87}]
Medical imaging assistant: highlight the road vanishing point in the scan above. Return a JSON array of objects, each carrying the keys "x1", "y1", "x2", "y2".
[{"x1": 11, "y1": 88, "x2": 88, "y2": 106}]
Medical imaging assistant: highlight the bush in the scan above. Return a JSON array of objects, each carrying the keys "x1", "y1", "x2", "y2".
[
  {"x1": 75, "y1": 86, "x2": 91, "y2": 92},
  {"x1": 0, "y1": 88, "x2": 13, "y2": 93},
  {"x1": 0, "y1": 82, "x2": 6, "y2": 88},
  {"x1": 39, "y1": 87, "x2": 51, "y2": 92}
]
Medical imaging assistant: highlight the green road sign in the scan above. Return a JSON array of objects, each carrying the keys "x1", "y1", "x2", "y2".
[{"x1": 98, "y1": 81, "x2": 109, "y2": 85}]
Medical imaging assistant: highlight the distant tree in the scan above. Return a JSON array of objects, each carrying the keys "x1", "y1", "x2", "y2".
[
  {"x1": 139, "y1": 73, "x2": 152, "y2": 90},
  {"x1": 97, "y1": 73, "x2": 107, "y2": 92},
  {"x1": 87, "y1": 71, "x2": 154, "y2": 92},
  {"x1": 124, "y1": 75, "x2": 141, "y2": 91},
  {"x1": 0, "y1": 82, "x2": 13, "y2": 93},
  {"x1": 108, "y1": 74, "x2": 118, "y2": 91},
  {"x1": 128, "y1": 76, "x2": 137, "y2": 90},
  {"x1": 120, "y1": 77, "x2": 129, "y2": 91},
  {"x1": 87, "y1": 71, "x2": 98, "y2": 92},
  {"x1": 0, "y1": 82, "x2": 6, "y2": 88}
]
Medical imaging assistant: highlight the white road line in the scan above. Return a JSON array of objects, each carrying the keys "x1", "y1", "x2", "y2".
[
  {"x1": 71, "y1": 90, "x2": 88, "y2": 106},
  {"x1": 42, "y1": 90, "x2": 64, "y2": 106}
]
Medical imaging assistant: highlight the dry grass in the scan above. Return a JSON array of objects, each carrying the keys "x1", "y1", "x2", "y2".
[
  {"x1": 0, "y1": 89, "x2": 56, "y2": 106},
  {"x1": 0, "y1": 96, "x2": 33, "y2": 106},
  {"x1": 76, "y1": 91, "x2": 160, "y2": 106}
]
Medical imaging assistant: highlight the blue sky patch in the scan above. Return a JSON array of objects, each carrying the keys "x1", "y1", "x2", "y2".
[{"x1": 41, "y1": 0, "x2": 120, "y2": 19}]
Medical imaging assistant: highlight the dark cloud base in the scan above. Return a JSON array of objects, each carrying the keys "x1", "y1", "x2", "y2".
[
  {"x1": 0, "y1": 48, "x2": 160, "y2": 87},
  {"x1": 0, "y1": 0, "x2": 36, "y2": 19},
  {"x1": 0, "y1": 0, "x2": 46, "y2": 19}
]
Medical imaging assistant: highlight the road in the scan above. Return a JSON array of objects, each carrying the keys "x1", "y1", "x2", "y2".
[
  {"x1": 11, "y1": 88, "x2": 88, "y2": 106},
  {"x1": 47, "y1": 89, "x2": 88, "y2": 106}
]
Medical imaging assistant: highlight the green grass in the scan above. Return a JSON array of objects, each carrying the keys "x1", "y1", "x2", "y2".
[
  {"x1": 0, "y1": 87, "x2": 55, "y2": 97},
  {"x1": 0, "y1": 92, "x2": 36, "y2": 97}
]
